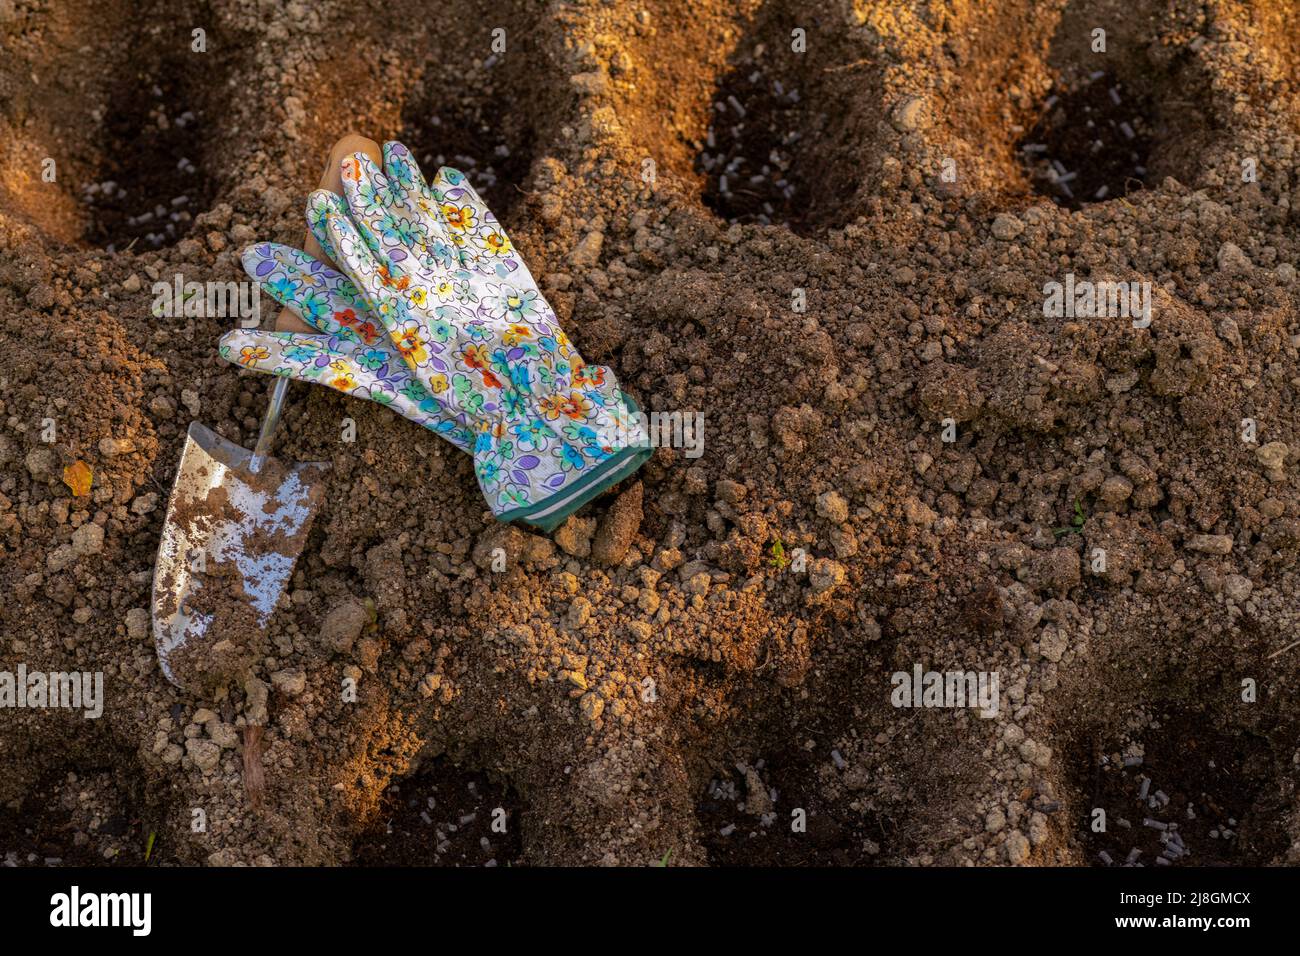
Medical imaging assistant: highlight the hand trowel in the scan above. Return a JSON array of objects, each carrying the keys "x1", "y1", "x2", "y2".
[{"x1": 151, "y1": 377, "x2": 327, "y2": 691}]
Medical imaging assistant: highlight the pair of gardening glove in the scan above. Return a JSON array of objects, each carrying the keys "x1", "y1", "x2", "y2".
[{"x1": 219, "y1": 142, "x2": 651, "y2": 532}]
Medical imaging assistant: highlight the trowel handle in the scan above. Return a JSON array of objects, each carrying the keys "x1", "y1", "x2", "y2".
[{"x1": 248, "y1": 376, "x2": 291, "y2": 475}]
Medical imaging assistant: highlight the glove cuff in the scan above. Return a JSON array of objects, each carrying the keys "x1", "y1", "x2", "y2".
[{"x1": 496, "y1": 392, "x2": 652, "y2": 533}]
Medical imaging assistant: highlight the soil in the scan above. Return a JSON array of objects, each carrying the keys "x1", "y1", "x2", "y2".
[
  {"x1": 0, "y1": 763, "x2": 174, "y2": 866},
  {"x1": 1, "y1": 0, "x2": 1299, "y2": 867},
  {"x1": 352, "y1": 757, "x2": 525, "y2": 866},
  {"x1": 1078, "y1": 707, "x2": 1288, "y2": 867},
  {"x1": 1018, "y1": 71, "x2": 1155, "y2": 209}
]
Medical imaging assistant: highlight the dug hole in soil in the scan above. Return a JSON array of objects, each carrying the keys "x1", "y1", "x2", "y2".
[{"x1": 0, "y1": 0, "x2": 1298, "y2": 867}]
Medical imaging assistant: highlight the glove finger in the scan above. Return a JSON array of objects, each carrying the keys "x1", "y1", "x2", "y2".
[
  {"x1": 303, "y1": 192, "x2": 350, "y2": 276},
  {"x1": 381, "y1": 141, "x2": 457, "y2": 269},
  {"x1": 423, "y1": 164, "x2": 478, "y2": 273},
  {"x1": 240, "y1": 242, "x2": 382, "y2": 344},
  {"x1": 430, "y1": 166, "x2": 485, "y2": 264},
  {"x1": 218, "y1": 329, "x2": 476, "y2": 453},
  {"x1": 307, "y1": 190, "x2": 395, "y2": 306},
  {"x1": 435, "y1": 166, "x2": 533, "y2": 283},
  {"x1": 243, "y1": 241, "x2": 362, "y2": 298},
  {"x1": 218, "y1": 328, "x2": 357, "y2": 383},
  {"x1": 339, "y1": 150, "x2": 425, "y2": 286}
]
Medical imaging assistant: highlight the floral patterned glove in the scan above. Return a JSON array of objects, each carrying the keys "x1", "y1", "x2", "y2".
[
  {"x1": 306, "y1": 141, "x2": 651, "y2": 531},
  {"x1": 218, "y1": 242, "x2": 475, "y2": 451}
]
